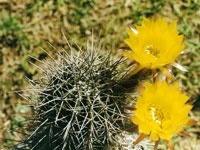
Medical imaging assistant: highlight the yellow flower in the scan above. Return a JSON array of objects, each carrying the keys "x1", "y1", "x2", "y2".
[
  {"x1": 123, "y1": 16, "x2": 186, "y2": 78},
  {"x1": 131, "y1": 81, "x2": 195, "y2": 149}
]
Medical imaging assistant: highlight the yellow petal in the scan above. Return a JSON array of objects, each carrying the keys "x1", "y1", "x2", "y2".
[
  {"x1": 150, "y1": 132, "x2": 159, "y2": 141},
  {"x1": 130, "y1": 116, "x2": 140, "y2": 125},
  {"x1": 159, "y1": 67, "x2": 174, "y2": 80},
  {"x1": 122, "y1": 52, "x2": 135, "y2": 59},
  {"x1": 186, "y1": 119, "x2": 197, "y2": 126},
  {"x1": 126, "y1": 65, "x2": 144, "y2": 77}
]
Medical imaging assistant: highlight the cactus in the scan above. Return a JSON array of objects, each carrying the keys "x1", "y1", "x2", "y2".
[{"x1": 15, "y1": 35, "x2": 128, "y2": 150}]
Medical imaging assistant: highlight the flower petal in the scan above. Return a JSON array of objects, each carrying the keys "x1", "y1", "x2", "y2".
[
  {"x1": 150, "y1": 132, "x2": 159, "y2": 141},
  {"x1": 186, "y1": 119, "x2": 197, "y2": 126},
  {"x1": 122, "y1": 52, "x2": 135, "y2": 59},
  {"x1": 171, "y1": 62, "x2": 187, "y2": 72},
  {"x1": 126, "y1": 65, "x2": 144, "y2": 77}
]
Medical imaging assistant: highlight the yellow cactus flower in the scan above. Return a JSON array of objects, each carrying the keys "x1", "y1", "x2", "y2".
[
  {"x1": 130, "y1": 81, "x2": 195, "y2": 149},
  {"x1": 123, "y1": 16, "x2": 186, "y2": 78}
]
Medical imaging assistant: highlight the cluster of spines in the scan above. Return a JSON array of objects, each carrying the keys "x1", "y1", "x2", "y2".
[{"x1": 15, "y1": 37, "x2": 128, "y2": 150}]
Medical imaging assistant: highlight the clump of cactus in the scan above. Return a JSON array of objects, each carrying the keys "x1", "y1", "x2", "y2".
[
  {"x1": 13, "y1": 15, "x2": 195, "y2": 150},
  {"x1": 15, "y1": 35, "x2": 129, "y2": 150}
]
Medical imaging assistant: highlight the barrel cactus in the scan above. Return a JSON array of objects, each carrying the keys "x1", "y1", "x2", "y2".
[{"x1": 15, "y1": 36, "x2": 128, "y2": 150}]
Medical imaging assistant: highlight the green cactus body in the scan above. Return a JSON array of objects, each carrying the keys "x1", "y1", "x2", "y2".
[{"x1": 16, "y1": 37, "x2": 127, "y2": 150}]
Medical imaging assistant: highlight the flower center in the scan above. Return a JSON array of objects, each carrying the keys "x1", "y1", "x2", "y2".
[
  {"x1": 144, "y1": 45, "x2": 160, "y2": 60},
  {"x1": 148, "y1": 105, "x2": 169, "y2": 127}
]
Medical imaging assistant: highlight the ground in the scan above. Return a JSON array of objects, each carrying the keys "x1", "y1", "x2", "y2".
[{"x1": 0, "y1": 0, "x2": 199, "y2": 149}]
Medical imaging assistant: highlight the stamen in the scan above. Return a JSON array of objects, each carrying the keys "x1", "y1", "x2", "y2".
[
  {"x1": 148, "y1": 105, "x2": 169, "y2": 127},
  {"x1": 144, "y1": 45, "x2": 160, "y2": 59}
]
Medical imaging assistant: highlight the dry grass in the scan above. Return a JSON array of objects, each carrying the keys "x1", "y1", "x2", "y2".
[{"x1": 0, "y1": 0, "x2": 199, "y2": 149}]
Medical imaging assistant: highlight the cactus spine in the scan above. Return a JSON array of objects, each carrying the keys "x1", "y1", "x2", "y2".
[{"x1": 16, "y1": 35, "x2": 127, "y2": 150}]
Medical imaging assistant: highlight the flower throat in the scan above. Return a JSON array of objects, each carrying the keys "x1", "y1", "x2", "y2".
[
  {"x1": 148, "y1": 105, "x2": 169, "y2": 127},
  {"x1": 144, "y1": 45, "x2": 160, "y2": 59}
]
